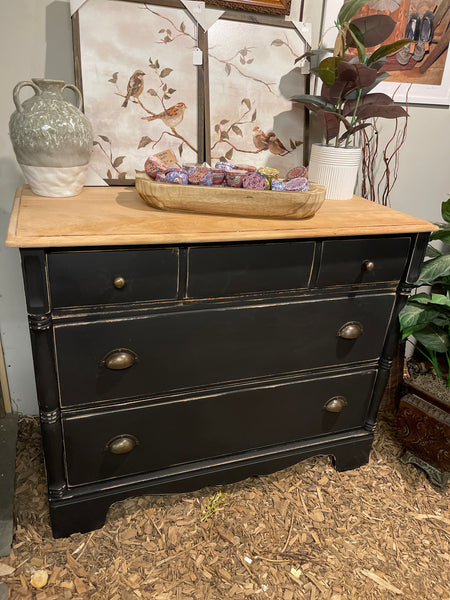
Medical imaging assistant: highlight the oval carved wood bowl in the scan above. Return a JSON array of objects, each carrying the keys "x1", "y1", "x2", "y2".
[{"x1": 135, "y1": 172, "x2": 326, "y2": 220}]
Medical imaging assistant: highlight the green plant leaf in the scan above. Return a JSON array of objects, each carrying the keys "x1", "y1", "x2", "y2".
[
  {"x1": 442, "y1": 198, "x2": 450, "y2": 223},
  {"x1": 290, "y1": 94, "x2": 337, "y2": 112},
  {"x1": 416, "y1": 254, "x2": 450, "y2": 286},
  {"x1": 344, "y1": 71, "x2": 391, "y2": 99},
  {"x1": 317, "y1": 57, "x2": 343, "y2": 87},
  {"x1": 367, "y1": 39, "x2": 412, "y2": 66},
  {"x1": 343, "y1": 92, "x2": 393, "y2": 116},
  {"x1": 409, "y1": 292, "x2": 450, "y2": 309},
  {"x1": 400, "y1": 303, "x2": 434, "y2": 327},
  {"x1": 430, "y1": 229, "x2": 450, "y2": 244},
  {"x1": 325, "y1": 62, "x2": 378, "y2": 105},
  {"x1": 414, "y1": 324, "x2": 450, "y2": 353},
  {"x1": 337, "y1": 0, "x2": 367, "y2": 26},
  {"x1": 347, "y1": 23, "x2": 366, "y2": 62},
  {"x1": 338, "y1": 122, "x2": 371, "y2": 144},
  {"x1": 349, "y1": 15, "x2": 396, "y2": 47},
  {"x1": 356, "y1": 103, "x2": 408, "y2": 120},
  {"x1": 426, "y1": 245, "x2": 443, "y2": 258}
]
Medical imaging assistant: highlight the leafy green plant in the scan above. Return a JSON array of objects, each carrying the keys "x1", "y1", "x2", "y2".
[
  {"x1": 291, "y1": 0, "x2": 409, "y2": 147},
  {"x1": 399, "y1": 199, "x2": 450, "y2": 387}
]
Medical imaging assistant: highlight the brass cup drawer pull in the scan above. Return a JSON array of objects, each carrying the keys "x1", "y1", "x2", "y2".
[
  {"x1": 337, "y1": 321, "x2": 364, "y2": 340},
  {"x1": 100, "y1": 348, "x2": 138, "y2": 370},
  {"x1": 113, "y1": 276, "x2": 126, "y2": 289},
  {"x1": 324, "y1": 396, "x2": 348, "y2": 413},
  {"x1": 362, "y1": 259, "x2": 375, "y2": 271},
  {"x1": 105, "y1": 434, "x2": 139, "y2": 455}
]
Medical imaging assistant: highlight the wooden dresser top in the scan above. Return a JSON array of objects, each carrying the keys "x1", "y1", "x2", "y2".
[{"x1": 6, "y1": 185, "x2": 437, "y2": 248}]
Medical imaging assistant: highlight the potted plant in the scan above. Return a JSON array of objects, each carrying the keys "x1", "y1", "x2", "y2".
[
  {"x1": 397, "y1": 198, "x2": 450, "y2": 487},
  {"x1": 291, "y1": 0, "x2": 409, "y2": 200}
]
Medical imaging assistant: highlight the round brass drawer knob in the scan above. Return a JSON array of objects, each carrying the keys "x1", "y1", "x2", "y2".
[
  {"x1": 337, "y1": 321, "x2": 364, "y2": 340},
  {"x1": 101, "y1": 348, "x2": 138, "y2": 370},
  {"x1": 113, "y1": 276, "x2": 126, "y2": 289},
  {"x1": 324, "y1": 396, "x2": 348, "y2": 413},
  {"x1": 106, "y1": 434, "x2": 139, "y2": 455},
  {"x1": 363, "y1": 260, "x2": 375, "y2": 272}
]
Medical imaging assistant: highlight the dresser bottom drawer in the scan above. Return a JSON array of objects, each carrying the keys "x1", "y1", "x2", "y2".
[{"x1": 62, "y1": 370, "x2": 376, "y2": 486}]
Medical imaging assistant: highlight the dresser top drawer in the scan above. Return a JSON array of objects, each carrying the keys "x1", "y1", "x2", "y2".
[
  {"x1": 48, "y1": 248, "x2": 179, "y2": 308},
  {"x1": 187, "y1": 241, "x2": 315, "y2": 298},
  {"x1": 317, "y1": 236, "x2": 411, "y2": 287}
]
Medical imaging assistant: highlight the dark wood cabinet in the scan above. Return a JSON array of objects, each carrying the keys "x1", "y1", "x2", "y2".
[{"x1": 6, "y1": 185, "x2": 435, "y2": 537}]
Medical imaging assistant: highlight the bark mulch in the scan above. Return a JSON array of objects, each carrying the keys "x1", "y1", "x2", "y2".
[{"x1": 0, "y1": 411, "x2": 448, "y2": 600}]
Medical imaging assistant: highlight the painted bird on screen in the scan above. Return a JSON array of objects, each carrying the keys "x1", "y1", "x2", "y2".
[
  {"x1": 142, "y1": 102, "x2": 187, "y2": 129},
  {"x1": 267, "y1": 133, "x2": 290, "y2": 156},
  {"x1": 252, "y1": 126, "x2": 270, "y2": 151},
  {"x1": 122, "y1": 70, "x2": 145, "y2": 107}
]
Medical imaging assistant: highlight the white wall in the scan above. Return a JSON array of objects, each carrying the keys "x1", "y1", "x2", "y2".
[
  {"x1": 0, "y1": 0, "x2": 74, "y2": 414},
  {"x1": 375, "y1": 105, "x2": 450, "y2": 223},
  {"x1": 0, "y1": 0, "x2": 448, "y2": 414}
]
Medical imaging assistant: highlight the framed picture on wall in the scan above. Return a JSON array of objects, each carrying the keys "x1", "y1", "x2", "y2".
[
  {"x1": 203, "y1": 0, "x2": 292, "y2": 16},
  {"x1": 322, "y1": 0, "x2": 450, "y2": 105}
]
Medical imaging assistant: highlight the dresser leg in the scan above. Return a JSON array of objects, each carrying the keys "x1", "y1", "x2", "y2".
[
  {"x1": 330, "y1": 435, "x2": 374, "y2": 472},
  {"x1": 49, "y1": 498, "x2": 111, "y2": 539}
]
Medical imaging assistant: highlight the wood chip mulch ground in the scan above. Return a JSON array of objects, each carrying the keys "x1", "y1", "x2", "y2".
[{"x1": 1, "y1": 410, "x2": 449, "y2": 600}]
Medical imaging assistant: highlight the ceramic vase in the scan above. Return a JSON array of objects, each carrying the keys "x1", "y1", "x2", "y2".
[
  {"x1": 308, "y1": 143, "x2": 362, "y2": 201},
  {"x1": 9, "y1": 78, "x2": 93, "y2": 197}
]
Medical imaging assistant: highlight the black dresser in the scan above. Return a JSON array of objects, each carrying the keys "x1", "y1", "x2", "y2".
[{"x1": 6, "y1": 185, "x2": 435, "y2": 537}]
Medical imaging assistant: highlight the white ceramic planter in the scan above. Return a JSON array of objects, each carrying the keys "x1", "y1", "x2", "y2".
[{"x1": 308, "y1": 144, "x2": 362, "y2": 200}]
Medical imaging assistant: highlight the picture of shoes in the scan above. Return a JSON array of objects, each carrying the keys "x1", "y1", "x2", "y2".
[
  {"x1": 396, "y1": 12, "x2": 420, "y2": 65},
  {"x1": 412, "y1": 10, "x2": 435, "y2": 62}
]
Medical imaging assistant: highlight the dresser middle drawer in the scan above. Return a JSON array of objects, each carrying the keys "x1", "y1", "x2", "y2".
[
  {"x1": 54, "y1": 293, "x2": 395, "y2": 407},
  {"x1": 48, "y1": 248, "x2": 179, "y2": 308}
]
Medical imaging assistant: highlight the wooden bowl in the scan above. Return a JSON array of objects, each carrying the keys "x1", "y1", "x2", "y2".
[{"x1": 135, "y1": 171, "x2": 326, "y2": 220}]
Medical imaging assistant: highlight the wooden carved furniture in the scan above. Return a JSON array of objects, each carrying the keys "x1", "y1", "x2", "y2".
[
  {"x1": 6, "y1": 185, "x2": 435, "y2": 538},
  {"x1": 398, "y1": 380, "x2": 450, "y2": 487}
]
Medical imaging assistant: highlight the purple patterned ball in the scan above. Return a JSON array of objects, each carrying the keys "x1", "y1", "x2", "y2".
[
  {"x1": 225, "y1": 169, "x2": 247, "y2": 188},
  {"x1": 155, "y1": 172, "x2": 167, "y2": 183},
  {"x1": 165, "y1": 169, "x2": 189, "y2": 184},
  {"x1": 242, "y1": 171, "x2": 268, "y2": 190},
  {"x1": 215, "y1": 161, "x2": 235, "y2": 171},
  {"x1": 285, "y1": 177, "x2": 309, "y2": 192},
  {"x1": 210, "y1": 169, "x2": 226, "y2": 184},
  {"x1": 271, "y1": 179, "x2": 287, "y2": 191},
  {"x1": 286, "y1": 166, "x2": 308, "y2": 180},
  {"x1": 189, "y1": 167, "x2": 211, "y2": 184},
  {"x1": 199, "y1": 171, "x2": 214, "y2": 186}
]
